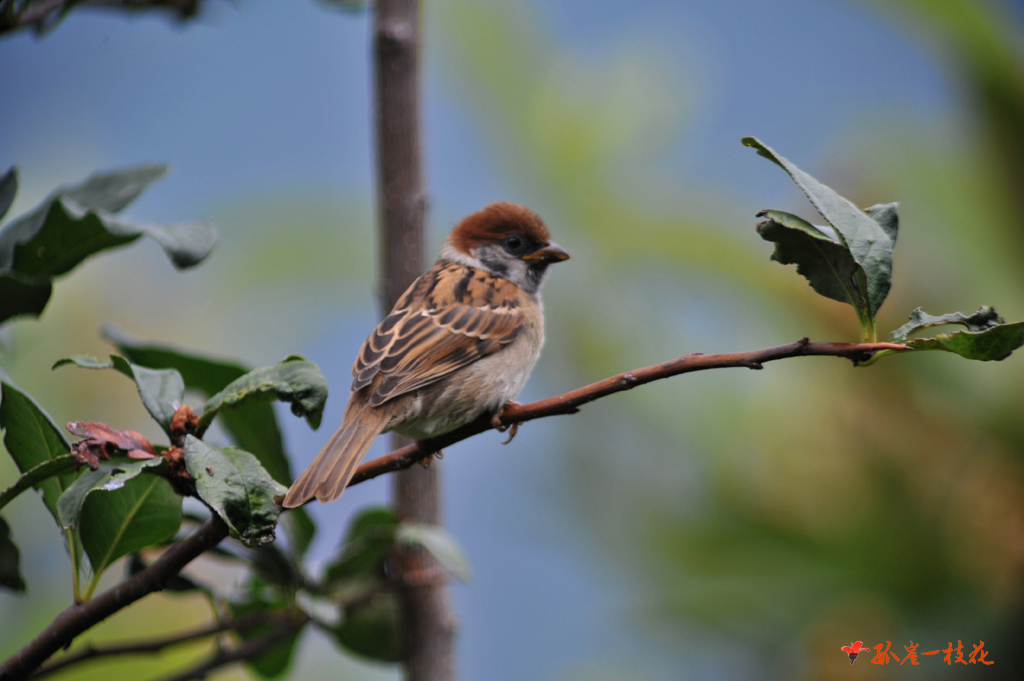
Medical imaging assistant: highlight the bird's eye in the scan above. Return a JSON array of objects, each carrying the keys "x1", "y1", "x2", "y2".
[{"x1": 504, "y1": 235, "x2": 524, "y2": 252}]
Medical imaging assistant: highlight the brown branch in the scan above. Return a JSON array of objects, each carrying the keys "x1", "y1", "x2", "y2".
[
  {"x1": 347, "y1": 338, "x2": 909, "y2": 487},
  {"x1": 0, "y1": 515, "x2": 229, "y2": 681},
  {"x1": 151, "y1": 613, "x2": 309, "y2": 681},
  {"x1": 29, "y1": 610, "x2": 285, "y2": 680}
]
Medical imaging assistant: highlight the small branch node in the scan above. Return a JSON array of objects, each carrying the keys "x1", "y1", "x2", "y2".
[
  {"x1": 797, "y1": 336, "x2": 810, "y2": 347},
  {"x1": 401, "y1": 567, "x2": 449, "y2": 588},
  {"x1": 746, "y1": 361, "x2": 764, "y2": 370}
]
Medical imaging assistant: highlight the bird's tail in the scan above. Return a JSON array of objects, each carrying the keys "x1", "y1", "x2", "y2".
[{"x1": 282, "y1": 401, "x2": 390, "y2": 507}]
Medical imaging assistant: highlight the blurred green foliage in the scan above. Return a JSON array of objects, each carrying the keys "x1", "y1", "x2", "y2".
[
  {"x1": 2, "y1": 0, "x2": 1023, "y2": 679},
  {"x1": 435, "y1": 0, "x2": 1024, "y2": 677}
]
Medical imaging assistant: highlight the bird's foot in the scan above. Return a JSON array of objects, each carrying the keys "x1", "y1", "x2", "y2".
[
  {"x1": 491, "y1": 401, "x2": 522, "y2": 444},
  {"x1": 500, "y1": 423, "x2": 519, "y2": 445}
]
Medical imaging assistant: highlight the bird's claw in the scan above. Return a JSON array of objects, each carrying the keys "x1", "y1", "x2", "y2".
[
  {"x1": 491, "y1": 401, "x2": 522, "y2": 444},
  {"x1": 501, "y1": 422, "x2": 519, "y2": 445}
]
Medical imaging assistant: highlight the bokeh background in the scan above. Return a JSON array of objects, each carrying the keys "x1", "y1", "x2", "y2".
[{"x1": 2, "y1": 0, "x2": 1024, "y2": 679}]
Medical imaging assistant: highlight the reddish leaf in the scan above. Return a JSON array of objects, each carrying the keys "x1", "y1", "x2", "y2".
[{"x1": 66, "y1": 421, "x2": 156, "y2": 469}]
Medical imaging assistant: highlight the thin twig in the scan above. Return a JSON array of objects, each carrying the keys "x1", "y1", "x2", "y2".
[
  {"x1": 152, "y1": 614, "x2": 309, "y2": 681},
  {"x1": 346, "y1": 339, "x2": 908, "y2": 487},
  {"x1": 30, "y1": 611, "x2": 285, "y2": 680},
  {"x1": 0, "y1": 516, "x2": 229, "y2": 681}
]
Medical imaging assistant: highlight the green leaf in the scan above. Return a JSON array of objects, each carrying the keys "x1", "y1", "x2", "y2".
[
  {"x1": 57, "y1": 458, "x2": 168, "y2": 530},
  {"x1": 0, "y1": 272, "x2": 52, "y2": 325},
  {"x1": 743, "y1": 137, "x2": 896, "y2": 319},
  {"x1": 102, "y1": 325, "x2": 316, "y2": 555},
  {"x1": 755, "y1": 210, "x2": 863, "y2": 310},
  {"x1": 332, "y1": 591, "x2": 401, "y2": 662},
  {"x1": 79, "y1": 472, "x2": 181, "y2": 589},
  {"x1": 0, "y1": 515, "x2": 26, "y2": 592},
  {"x1": 0, "y1": 165, "x2": 215, "y2": 323},
  {"x1": 54, "y1": 355, "x2": 185, "y2": 434},
  {"x1": 396, "y1": 522, "x2": 472, "y2": 582},
  {"x1": 102, "y1": 324, "x2": 250, "y2": 394},
  {"x1": 198, "y1": 356, "x2": 328, "y2": 433},
  {"x1": 889, "y1": 307, "x2": 1024, "y2": 361},
  {"x1": 0, "y1": 369, "x2": 75, "y2": 524},
  {"x1": 0, "y1": 165, "x2": 214, "y2": 275},
  {"x1": 0, "y1": 167, "x2": 16, "y2": 223},
  {"x1": 865, "y1": 202, "x2": 899, "y2": 245},
  {"x1": 0, "y1": 370, "x2": 85, "y2": 592},
  {"x1": 0, "y1": 454, "x2": 77, "y2": 513},
  {"x1": 324, "y1": 508, "x2": 398, "y2": 587},
  {"x1": 890, "y1": 306, "x2": 1004, "y2": 339},
  {"x1": 183, "y1": 436, "x2": 287, "y2": 547}
]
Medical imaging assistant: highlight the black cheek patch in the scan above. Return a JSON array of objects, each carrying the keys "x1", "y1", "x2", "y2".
[{"x1": 479, "y1": 257, "x2": 509, "y2": 278}]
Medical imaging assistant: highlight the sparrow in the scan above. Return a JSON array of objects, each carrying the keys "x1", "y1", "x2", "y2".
[{"x1": 283, "y1": 202, "x2": 569, "y2": 507}]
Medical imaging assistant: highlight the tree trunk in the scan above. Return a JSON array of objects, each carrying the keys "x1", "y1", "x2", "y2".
[{"x1": 372, "y1": 1, "x2": 456, "y2": 679}]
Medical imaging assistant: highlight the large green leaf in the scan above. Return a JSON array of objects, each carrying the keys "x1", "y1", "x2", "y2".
[
  {"x1": 0, "y1": 454, "x2": 76, "y2": 512},
  {"x1": 0, "y1": 369, "x2": 75, "y2": 524},
  {"x1": 57, "y1": 458, "x2": 168, "y2": 530},
  {"x1": 0, "y1": 370, "x2": 84, "y2": 588},
  {"x1": 198, "y1": 356, "x2": 328, "y2": 433},
  {"x1": 0, "y1": 515, "x2": 26, "y2": 592},
  {"x1": 755, "y1": 210, "x2": 863, "y2": 310},
  {"x1": 0, "y1": 165, "x2": 215, "y2": 323},
  {"x1": 889, "y1": 306, "x2": 1024, "y2": 361},
  {"x1": 744, "y1": 137, "x2": 896, "y2": 320},
  {"x1": 183, "y1": 436, "x2": 287, "y2": 547},
  {"x1": 78, "y1": 472, "x2": 181, "y2": 587},
  {"x1": 54, "y1": 355, "x2": 185, "y2": 435},
  {"x1": 0, "y1": 165, "x2": 213, "y2": 275},
  {"x1": 0, "y1": 272, "x2": 52, "y2": 328}
]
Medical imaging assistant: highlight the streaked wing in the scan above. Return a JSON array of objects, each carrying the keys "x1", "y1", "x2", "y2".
[{"x1": 352, "y1": 262, "x2": 525, "y2": 407}]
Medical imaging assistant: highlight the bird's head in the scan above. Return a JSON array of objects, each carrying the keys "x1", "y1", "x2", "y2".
[{"x1": 442, "y1": 202, "x2": 570, "y2": 295}]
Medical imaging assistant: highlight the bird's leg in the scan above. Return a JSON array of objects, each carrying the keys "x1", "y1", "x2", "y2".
[{"x1": 491, "y1": 401, "x2": 521, "y2": 444}]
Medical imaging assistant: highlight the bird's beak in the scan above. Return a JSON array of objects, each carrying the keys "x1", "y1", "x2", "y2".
[{"x1": 523, "y1": 241, "x2": 570, "y2": 263}]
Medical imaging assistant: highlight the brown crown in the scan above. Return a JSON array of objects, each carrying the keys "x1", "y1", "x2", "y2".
[{"x1": 448, "y1": 202, "x2": 551, "y2": 253}]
